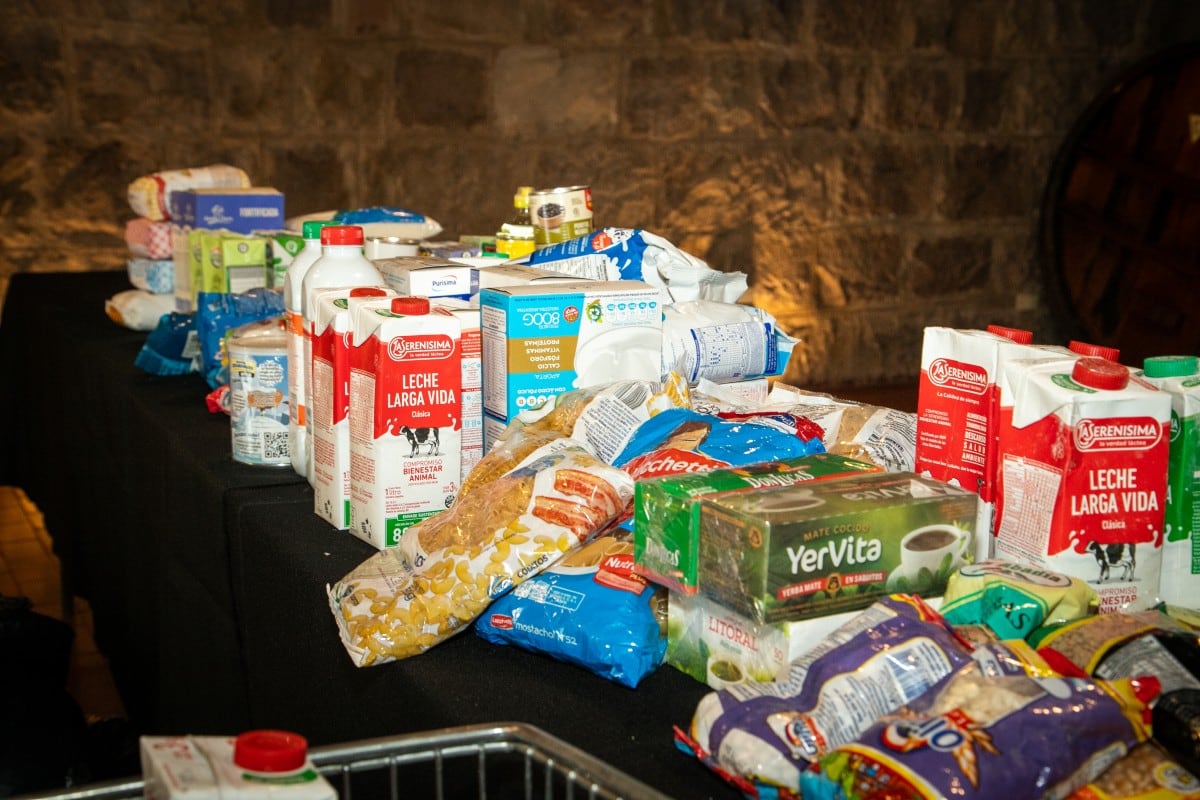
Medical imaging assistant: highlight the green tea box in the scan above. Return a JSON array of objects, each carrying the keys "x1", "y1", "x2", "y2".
[
  {"x1": 634, "y1": 453, "x2": 882, "y2": 595},
  {"x1": 697, "y1": 471, "x2": 978, "y2": 623}
]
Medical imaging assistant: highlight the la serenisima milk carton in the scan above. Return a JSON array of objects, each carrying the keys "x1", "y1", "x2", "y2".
[
  {"x1": 348, "y1": 296, "x2": 463, "y2": 549},
  {"x1": 994, "y1": 356, "x2": 1171, "y2": 613}
]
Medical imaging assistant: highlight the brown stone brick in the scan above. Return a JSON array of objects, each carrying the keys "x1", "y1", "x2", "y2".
[
  {"x1": 393, "y1": 49, "x2": 488, "y2": 129},
  {"x1": 911, "y1": 234, "x2": 992, "y2": 295}
]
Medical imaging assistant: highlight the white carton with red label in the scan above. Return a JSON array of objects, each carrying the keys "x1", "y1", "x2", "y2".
[
  {"x1": 348, "y1": 296, "x2": 463, "y2": 549},
  {"x1": 915, "y1": 326, "x2": 1058, "y2": 559},
  {"x1": 311, "y1": 287, "x2": 391, "y2": 530},
  {"x1": 993, "y1": 356, "x2": 1170, "y2": 613},
  {"x1": 141, "y1": 730, "x2": 335, "y2": 800}
]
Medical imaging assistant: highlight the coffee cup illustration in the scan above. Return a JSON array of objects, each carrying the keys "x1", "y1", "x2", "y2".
[
  {"x1": 898, "y1": 524, "x2": 970, "y2": 576},
  {"x1": 706, "y1": 654, "x2": 746, "y2": 691}
]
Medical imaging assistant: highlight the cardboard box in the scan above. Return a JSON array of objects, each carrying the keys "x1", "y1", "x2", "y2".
[
  {"x1": 203, "y1": 234, "x2": 269, "y2": 295},
  {"x1": 697, "y1": 471, "x2": 978, "y2": 623},
  {"x1": 479, "y1": 280, "x2": 663, "y2": 450},
  {"x1": 169, "y1": 187, "x2": 286, "y2": 235},
  {"x1": 665, "y1": 591, "x2": 862, "y2": 687},
  {"x1": 634, "y1": 453, "x2": 883, "y2": 595},
  {"x1": 374, "y1": 256, "x2": 477, "y2": 300}
]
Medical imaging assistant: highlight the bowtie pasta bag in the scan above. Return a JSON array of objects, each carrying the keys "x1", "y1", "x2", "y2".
[{"x1": 328, "y1": 441, "x2": 634, "y2": 666}]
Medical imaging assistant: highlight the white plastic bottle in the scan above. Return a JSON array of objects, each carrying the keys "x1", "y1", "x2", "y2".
[
  {"x1": 283, "y1": 219, "x2": 334, "y2": 477},
  {"x1": 300, "y1": 224, "x2": 385, "y2": 485}
]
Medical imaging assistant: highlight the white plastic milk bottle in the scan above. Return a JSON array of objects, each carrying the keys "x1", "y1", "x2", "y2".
[
  {"x1": 300, "y1": 224, "x2": 385, "y2": 486},
  {"x1": 283, "y1": 219, "x2": 334, "y2": 477}
]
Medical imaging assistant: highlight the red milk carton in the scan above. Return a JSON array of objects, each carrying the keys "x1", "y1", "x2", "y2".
[
  {"x1": 348, "y1": 296, "x2": 463, "y2": 549},
  {"x1": 311, "y1": 287, "x2": 390, "y2": 529},
  {"x1": 915, "y1": 326, "x2": 1048, "y2": 558},
  {"x1": 994, "y1": 356, "x2": 1171, "y2": 613}
]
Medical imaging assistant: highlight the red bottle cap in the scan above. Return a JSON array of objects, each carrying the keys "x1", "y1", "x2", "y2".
[
  {"x1": 349, "y1": 287, "x2": 386, "y2": 298},
  {"x1": 321, "y1": 225, "x2": 365, "y2": 247},
  {"x1": 1072, "y1": 357, "x2": 1129, "y2": 391},
  {"x1": 233, "y1": 730, "x2": 308, "y2": 773},
  {"x1": 986, "y1": 325, "x2": 1034, "y2": 345},
  {"x1": 1068, "y1": 340, "x2": 1120, "y2": 362},
  {"x1": 391, "y1": 297, "x2": 430, "y2": 315}
]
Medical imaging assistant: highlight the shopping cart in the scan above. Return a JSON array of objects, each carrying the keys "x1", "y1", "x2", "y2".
[{"x1": 12, "y1": 722, "x2": 676, "y2": 800}]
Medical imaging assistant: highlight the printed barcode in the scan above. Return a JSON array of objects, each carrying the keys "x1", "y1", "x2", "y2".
[
  {"x1": 614, "y1": 382, "x2": 650, "y2": 409},
  {"x1": 888, "y1": 655, "x2": 931, "y2": 701},
  {"x1": 263, "y1": 431, "x2": 289, "y2": 460}
]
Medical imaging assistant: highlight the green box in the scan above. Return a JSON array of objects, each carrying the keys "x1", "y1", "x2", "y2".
[
  {"x1": 203, "y1": 233, "x2": 268, "y2": 295},
  {"x1": 633, "y1": 453, "x2": 882, "y2": 595},
  {"x1": 698, "y1": 471, "x2": 978, "y2": 623}
]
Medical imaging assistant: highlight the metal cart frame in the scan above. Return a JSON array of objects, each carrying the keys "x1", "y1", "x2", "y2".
[{"x1": 12, "y1": 722, "x2": 675, "y2": 800}]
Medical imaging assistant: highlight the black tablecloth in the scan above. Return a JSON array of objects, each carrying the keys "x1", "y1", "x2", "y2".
[{"x1": 0, "y1": 271, "x2": 734, "y2": 799}]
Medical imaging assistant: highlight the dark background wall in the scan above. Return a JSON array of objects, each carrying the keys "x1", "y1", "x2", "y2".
[{"x1": 1, "y1": 0, "x2": 1197, "y2": 386}]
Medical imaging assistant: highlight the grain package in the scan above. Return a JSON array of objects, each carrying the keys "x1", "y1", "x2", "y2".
[
  {"x1": 634, "y1": 452, "x2": 882, "y2": 595},
  {"x1": 327, "y1": 441, "x2": 633, "y2": 666},
  {"x1": 697, "y1": 472, "x2": 978, "y2": 623},
  {"x1": 681, "y1": 595, "x2": 976, "y2": 791},
  {"x1": 801, "y1": 671, "x2": 1158, "y2": 799},
  {"x1": 940, "y1": 558, "x2": 1097, "y2": 640}
]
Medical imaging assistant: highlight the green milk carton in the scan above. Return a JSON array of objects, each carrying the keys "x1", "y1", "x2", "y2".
[
  {"x1": 633, "y1": 453, "x2": 882, "y2": 594},
  {"x1": 204, "y1": 233, "x2": 268, "y2": 295},
  {"x1": 697, "y1": 471, "x2": 978, "y2": 623},
  {"x1": 1141, "y1": 355, "x2": 1200, "y2": 609}
]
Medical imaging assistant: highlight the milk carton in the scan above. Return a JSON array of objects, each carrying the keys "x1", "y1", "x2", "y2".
[
  {"x1": 348, "y1": 296, "x2": 463, "y2": 549},
  {"x1": 994, "y1": 356, "x2": 1171, "y2": 613},
  {"x1": 432, "y1": 300, "x2": 483, "y2": 480},
  {"x1": 480, "y1": 280, "x2": 663, "y2": 450},
  {"x1": 311, "y1": 287, "x2": 391, "y2": 529},
  {"x1": 1140, "y1": 355, "x2": 1200, "y2": 609},
  {"x1": 141, "y1": 731, "x2": 335, "y2": 800},
  {"x1": 916, "y1": 326, "x2": 1069, "y2": 559}
]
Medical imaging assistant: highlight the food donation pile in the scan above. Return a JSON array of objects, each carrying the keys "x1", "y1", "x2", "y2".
[{"x1": 112, "y1": 165, "x2": 1200, "y2": 800}]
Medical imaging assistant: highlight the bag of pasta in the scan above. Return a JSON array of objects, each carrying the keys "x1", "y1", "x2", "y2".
[{"x1": 327, "y1": 441, "x2": 635, "y2": 666}]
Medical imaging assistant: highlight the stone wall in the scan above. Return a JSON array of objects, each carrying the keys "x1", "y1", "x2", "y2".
[{"x1": 2, "y1": 0, "x2": 1196, "y2": 386}]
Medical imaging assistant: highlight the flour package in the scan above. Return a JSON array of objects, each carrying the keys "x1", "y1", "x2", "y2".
[{"x1": 661, "y1": 300, "x2": 796, "y2": 385}]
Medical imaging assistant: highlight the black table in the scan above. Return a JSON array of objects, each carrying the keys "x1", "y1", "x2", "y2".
[{"x1": 0, "y1": 270, "x2": 734, "y2": 799}]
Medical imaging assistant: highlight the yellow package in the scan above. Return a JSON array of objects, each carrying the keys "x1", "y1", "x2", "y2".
[
  {"x1": 327, "y1": 442, "x2": 634, "y2": 666},
  {"x1": 1070, "y1": 742, "x2": 1200, "y2": 799},
  {"x1": 940, "y1": 558, "x2": 1097, "y2": 640}
]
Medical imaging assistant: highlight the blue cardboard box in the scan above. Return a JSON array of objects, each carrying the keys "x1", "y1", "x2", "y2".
[{"x1": 170, "y1": 188, "x2": 285, "y2": 234}]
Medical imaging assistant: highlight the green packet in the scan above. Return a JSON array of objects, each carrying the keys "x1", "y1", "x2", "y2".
[{"x1": 940, "y1": 559, "x2": 1097, "y2": 640}]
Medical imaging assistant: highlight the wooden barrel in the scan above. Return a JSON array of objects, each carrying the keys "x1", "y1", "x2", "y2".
[{"x1": 1040, "y1": 42, "x2": 1200, "y2": 365}]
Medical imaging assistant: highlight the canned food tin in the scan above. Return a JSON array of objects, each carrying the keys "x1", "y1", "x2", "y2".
[
  {"x1": 229, "y1": 318, "x2": 291, "y2": 467},
  {"x1": 529, "y1": 185, "x2": 593, "y2": 247}
]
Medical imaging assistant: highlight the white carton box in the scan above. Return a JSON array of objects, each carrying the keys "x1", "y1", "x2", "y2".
[
  {"x1": 141, "y1": 734, "x2": 336, "y2": 800},
  {"x1": 374, "y1": 256, "x2": 475, "y2": 300},
  {"x1": 479, "y1": 280, "x2": 663, "y2": 450}
]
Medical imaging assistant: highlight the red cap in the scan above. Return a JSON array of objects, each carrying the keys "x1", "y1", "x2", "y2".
[
  {"x1": 1072, "y1": 357, "x2": 1129, "y2": 391},
  {"x1": 349, "y1": 287, "x2": 386, "y2": 298},
  {"x1": 1069, "y1": 340, "x2": 1120, "y2": 361},
  {"x1": 391, "y1": 297, "x2": 430, "y2": 315},
  {"x1": 233, "y1": 730, "x2": 308, "y2": 773},
  {"x1": 986, "y1": 325, "x2": 1034, "y2": 345},
  {"x1": 321, "y1": 225, "x2": 364, "y2": 247}
]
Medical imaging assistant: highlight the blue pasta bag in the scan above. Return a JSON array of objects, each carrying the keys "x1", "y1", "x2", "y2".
[
  {"x1": 194, "y1": 289, "x2": 285, "y2": 389},
  {"x1": 614, "y1": 408, "x2": 826, "y2": 481},
  {"x1": 134, "y1": 311, "x2": 199, "y2": 377},
  {"x1": 476, "y1": 530, "x2": 667, "y2": 688}
]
